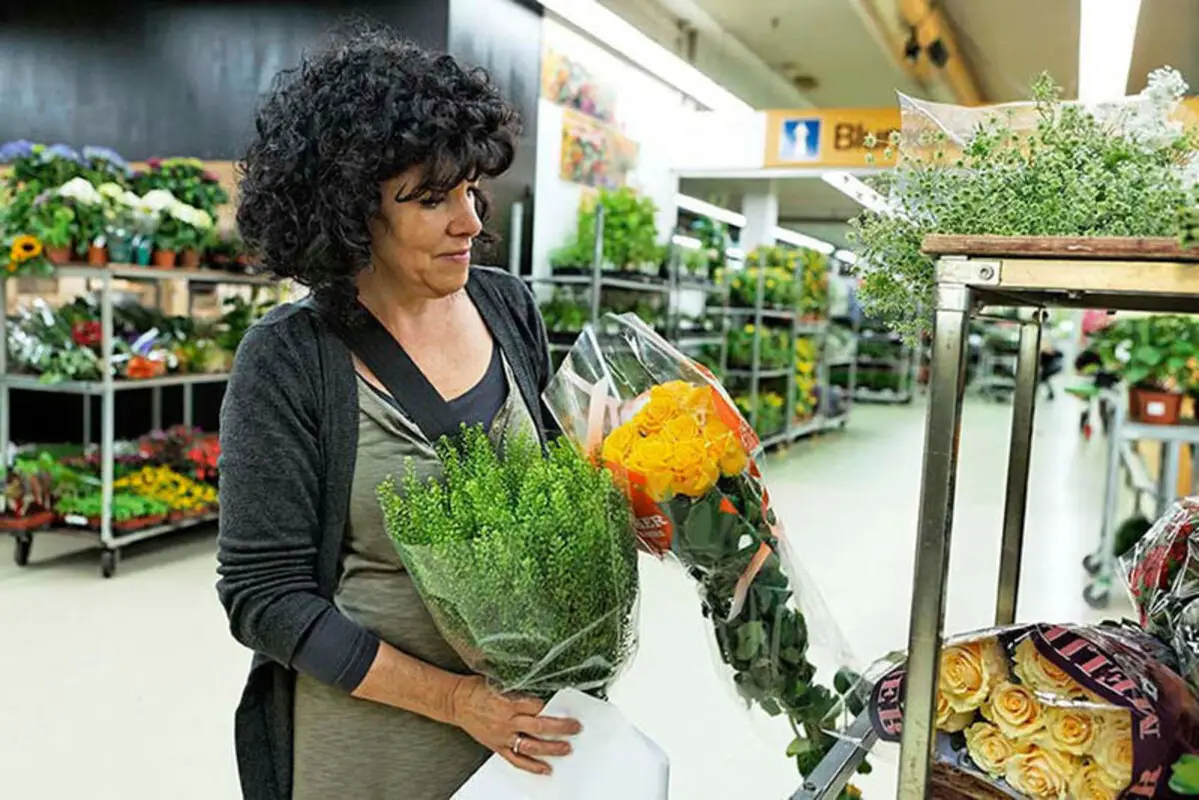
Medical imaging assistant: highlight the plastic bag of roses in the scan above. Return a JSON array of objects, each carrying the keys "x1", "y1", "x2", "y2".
[{"x1": 867, "y1": 621, "x2": 1199, "y2": 799}]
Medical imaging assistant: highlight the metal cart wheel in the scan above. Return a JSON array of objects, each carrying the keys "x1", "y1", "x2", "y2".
[
  {"x1": 1082, "y1": 552, "x2": 1103, "y2": 576},
  {"x1": 1083, "y1": 580, "x2": 1111, "y2": 609},
  {"x1": 13, "y1": 533, "x2": 32, "y2": 566},
  {"x1": 100, "y1": 548, "x2": 119, "y2": 579}
]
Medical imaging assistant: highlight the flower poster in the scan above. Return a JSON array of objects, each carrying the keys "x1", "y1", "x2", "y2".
[
  {"x1": 542, "y1": 48, "x2": 617, "y2": 124},
  {"x1": 559, "y1": 108, "x2": 640, "y2": 189}
]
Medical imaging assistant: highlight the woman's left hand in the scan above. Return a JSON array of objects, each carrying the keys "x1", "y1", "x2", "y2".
[{"x1": 449, "y1": 675, "x2": 582, "y2": 775}]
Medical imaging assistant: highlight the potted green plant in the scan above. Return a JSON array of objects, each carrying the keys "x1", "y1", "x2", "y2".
[
  {"x1": 1092, "y1": 315, "x2": 1199, "y2": 425},
  {"x1": 55, "y1": 177, "x2": 109, "y2": 264},
  {"x1": 176, "y1": 206, "x2": 213, "y2": 268},
  {"x1": 556, "y1": 186, "x2": 662, "y2": 278},
  {"x1": 27, "y1": 193, "x2": 76, "y2": 264},
  {"x1": 56, "y1": 491, "x2": 169, "y2": 532},
  {"x1": 2, "y1": 458, "x2": 56, "y2": 531}
]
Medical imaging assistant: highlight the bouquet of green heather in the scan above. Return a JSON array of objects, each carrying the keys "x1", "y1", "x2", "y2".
[{"x1": 377, "y1": 425, "x2": 639, "y2": 695}]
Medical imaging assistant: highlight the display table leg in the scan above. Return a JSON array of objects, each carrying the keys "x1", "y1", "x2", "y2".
[
  {"x1": 994, "y1": 316, "x2": 1042, "y2": 626},
  {"x1": 1161, "y1": 441, "x2": 1181, "y2": 514},
  {"x1": 897, "y1": 283, "x2": 973, "y2": 799}
]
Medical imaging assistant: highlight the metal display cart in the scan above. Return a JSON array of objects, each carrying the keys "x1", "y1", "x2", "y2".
[
  {"x1": 1083, "y1": 390, "x2": 1199, "y2": 608},
  {"x1": 792, "y1": 234, "x2": 1199, "y2": 799},
  {"x1": 2, "y1": 264, "x2": 281, "y2": 577}
]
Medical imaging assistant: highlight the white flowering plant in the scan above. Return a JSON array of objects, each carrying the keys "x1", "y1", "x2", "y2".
[
  {"x1": 130, "y1": 188, "x2": 213, "y2": 252},
  {"x1": 849, "y1": 68, "x2": 1199, "y2": 340}
]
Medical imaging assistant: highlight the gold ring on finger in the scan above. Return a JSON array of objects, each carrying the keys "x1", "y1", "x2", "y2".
[{"x1": 512, "y1": 733, "x2": 526, "y2": 755}]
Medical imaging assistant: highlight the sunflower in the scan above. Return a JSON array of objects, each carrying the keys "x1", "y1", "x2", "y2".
[{"x1": 9, "y1": 235, "x2": 42, "y2": 264}]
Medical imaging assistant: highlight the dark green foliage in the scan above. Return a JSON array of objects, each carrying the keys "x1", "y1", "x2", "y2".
[
  {"x1": 1115, "y1": 514, "x2": 1154, "y2": 559},
  {"x1": 658, "y1": 474, "x2": 870, "y2": 784},
  {"x1": 378, "y1": 426, "x2": 639, "y2": 695}
]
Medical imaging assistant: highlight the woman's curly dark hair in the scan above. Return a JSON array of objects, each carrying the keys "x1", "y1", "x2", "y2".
[{"x1": 236, "y1": 23, "x2": 521, "y2": 308}]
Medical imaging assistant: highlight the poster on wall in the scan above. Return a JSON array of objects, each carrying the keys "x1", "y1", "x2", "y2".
[
  {"x1": 559, "y1": 108, "x2": 640, "y2": 189},
  {"x1": 542, "y1": 48, "x2": 618, "y2": 124}
]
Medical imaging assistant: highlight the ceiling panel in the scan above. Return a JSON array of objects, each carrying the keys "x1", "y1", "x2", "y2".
[
  {"x1": 940, "y1": 0, "x2": 1079, "y2": 103},
  {"x1": 687, "y1": 0, "x2": 924, "y2": 106},
  {"x1": 1128, "y1": 0, "x2": 1199, "y2": 94}
]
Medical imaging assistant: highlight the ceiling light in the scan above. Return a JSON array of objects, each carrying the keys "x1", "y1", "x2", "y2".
[
  {"x1": 773, "y1": 227, "x2": 835, "y2": 255},
  {"x1": 676, "y1": 194, "x2": 748, "y2": 228},
  {"x1": 834, "y1": 249, "x2": 859, "y2": 265},
  {"x1": 672, "y1": 234, "x2": 703, "y2": 249},
  {"x1": 1078, "y1": 0, "x2": 1142, "y2": 103},
  {"x1": 537, "y1": 0, "x2": 753, "y2": 114},
  {"x1": 822, "y1": 171, "x2": 893, "y2": 216}
]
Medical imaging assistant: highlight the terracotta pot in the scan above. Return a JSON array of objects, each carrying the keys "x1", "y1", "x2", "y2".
[
  {"x1": 1130, "y1": 387, "x2": 1184, "y2": 426},
  {"x1": 114, "y1": 514, "x2": 167, "y2": 533},
  {"x1": 86, "y1": 244, "x2": 108, "y2": 266},
  {"x1": 45, "y1": 246, "x2": 72, "y2": 265},
  {"x1": 0, "y1": 510, "x2": 55, "y2": 532},
  {"x1": 152, "y1": 249, "x2": 178, "y2": 268},
  {"x1": 180, "y1": 249, "x2": 202, "y2": 268}
]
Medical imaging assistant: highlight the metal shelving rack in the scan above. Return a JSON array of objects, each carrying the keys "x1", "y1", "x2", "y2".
[
  {"x1": 721, "y1": 258, "x2": 845, "y2": 449},
  {"x1": 528, "y1": 204, "x2": 729, "y2": 369},
  {"x1": 793, "y1": 235, "x2": 1199, "y2": 800},
  {"x1": 2, "y1": 264, "x2": 280, "y2": 577},
  {"x1": 851, "y1": 326, "x2": 917, "y2": 404}
]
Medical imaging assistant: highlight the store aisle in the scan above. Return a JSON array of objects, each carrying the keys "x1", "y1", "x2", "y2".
[{"x1": 0, "y1": 394, "x2": 1132, "y2": 800}]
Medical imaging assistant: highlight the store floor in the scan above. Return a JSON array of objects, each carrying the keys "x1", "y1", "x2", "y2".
[{"x1": 0, "y1": 392, "x2": 1133, "y2": 800}]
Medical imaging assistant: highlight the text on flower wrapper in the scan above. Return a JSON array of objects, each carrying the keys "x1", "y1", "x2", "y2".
[
  {"x1": 1039, "y1": 625, "x2": 1160, "y2": 737},
  {"x1": 1128, "y1": 767, "x2": 1163, "y2": 797},
  {"x1": 871, "y1": 673, "x2": 905, "y2": 738},
  {"x1": 629, "y1": 485, "x2": 673, "y2": 553}
]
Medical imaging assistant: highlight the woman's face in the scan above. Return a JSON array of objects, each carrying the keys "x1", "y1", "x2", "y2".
[{"x1": 368, "y1": 165, "x2": 484, "y2": 299}]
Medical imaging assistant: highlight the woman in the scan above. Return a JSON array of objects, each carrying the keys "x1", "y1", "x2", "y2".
[{"x1": 216, "y1": 26, "x2": 580, "y2": 800}]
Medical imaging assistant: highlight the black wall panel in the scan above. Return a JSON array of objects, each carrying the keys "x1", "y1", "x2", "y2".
[
  {"x1": 448, "y1": 0, "x2": 542, "y2": 273},
  {"x1": 2, "y1": 0, "x2": 543, "y2": 445},
  {"x1": 0, "y1": 0, "x2": 451, "y2": 159}
]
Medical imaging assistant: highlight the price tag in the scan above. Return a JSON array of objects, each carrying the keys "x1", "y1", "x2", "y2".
[
  {"x1": 1147, "y1": 401, "x2": 1167, "y2": 416},
  {"x1": 64, "y1": 514, "x2": 87, "y2": 527}
]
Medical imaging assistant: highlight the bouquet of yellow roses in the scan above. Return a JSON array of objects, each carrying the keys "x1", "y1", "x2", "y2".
[
  {"x1": 869, "y1": 621, "x2": 1199, "y2": 799},
  {"x1": 544, "y1": 312, "x2": 870, "y2": 795}
]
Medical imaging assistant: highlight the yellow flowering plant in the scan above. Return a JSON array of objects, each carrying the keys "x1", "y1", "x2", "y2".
[
  {"x1": 3, "y1": 233, "x2": 52, "y2": 277},
  {"x1": 545, "y1": 312, "x2": 869, "y2": 797},
  {"x1": 868, "y1": 621, "x2": 1199, "y2": 798},
  {"x1": 114, "y1": 464, "x2": 217, "y2": 514}
]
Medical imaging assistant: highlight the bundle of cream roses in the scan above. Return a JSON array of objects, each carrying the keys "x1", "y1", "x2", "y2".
[
  {"x1": 935, "y1": 637, "x2": 1132, "y2": 799},
  {"x1": 868, "y1": 622, "x2": 1199, "y2": 800}
]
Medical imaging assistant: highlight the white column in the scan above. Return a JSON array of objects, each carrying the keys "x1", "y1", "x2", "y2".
[{"x1": 740, "y1": 181, "x2": 778, "y2": 252}]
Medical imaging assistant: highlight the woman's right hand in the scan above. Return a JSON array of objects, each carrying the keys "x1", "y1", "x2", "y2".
[{"x1": 449, "y1": 675, "x2": 582, "y2": 775}]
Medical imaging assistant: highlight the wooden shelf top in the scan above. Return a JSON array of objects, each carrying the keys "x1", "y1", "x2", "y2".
[
  {"x1": 922, "y1": 235, "x2": 1199, "y2": 313},
  {"x1": 922, "y1": 234, "x2": 1199, "y2": 262}
]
